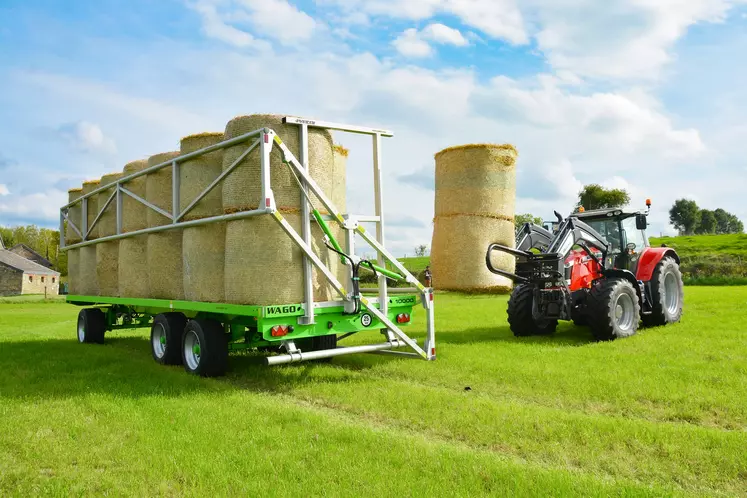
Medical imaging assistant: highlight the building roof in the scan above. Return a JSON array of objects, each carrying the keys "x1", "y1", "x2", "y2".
[
  {"x1": 0, "y1": 249, "x2": 60, "y2": 275},
  {"x1": 9, "y1": 243, "x2": 54, "y2": 268}
]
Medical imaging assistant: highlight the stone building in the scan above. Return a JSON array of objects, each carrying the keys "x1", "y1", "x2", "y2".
[
  {"x1": 0, "y1": 239, "x2": 60, "y2": 296},
  {"x1": 8, "y1": 243, "x2": 54, "y2": 269}
]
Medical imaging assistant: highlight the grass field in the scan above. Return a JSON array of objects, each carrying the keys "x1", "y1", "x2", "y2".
[{"x1": 1, "y1": 288, "x2": 746, "y2": 496}]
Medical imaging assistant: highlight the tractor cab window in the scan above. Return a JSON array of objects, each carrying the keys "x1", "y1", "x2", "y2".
[
  {"x1": 621, "y1": 216, "x2": 647, "y2": 253},
  {"x1": 586, "y1": 219, "x2": 622, "y2": 254}
]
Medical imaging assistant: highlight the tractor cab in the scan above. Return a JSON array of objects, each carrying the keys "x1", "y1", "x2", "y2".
[{"x1": 569, "y1": 205, "x2": 650, "y2": 274}]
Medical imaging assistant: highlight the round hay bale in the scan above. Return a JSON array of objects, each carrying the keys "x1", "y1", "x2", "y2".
[
  {"x1": 121, "y1": 159, "x2": 148, "y2": 232},
  {"x1": 224, "y1": 214, "x2": 335, "y2": 305},
  {"x1": 66, "y1": 188, "x2": 82, "y2": 295},
  {"x1": 430, "y1": 144, "x2": 518, "y2": 293},
  {"x1": 118, "y1": 159, "x2": 149, "y2": 298},
  {"x1": 146, "y1": 151, "x2": 183, "y2": 300},
  {"x1": 222, "y1": 114, "x2": 334, "y2": 213},
  {"x1": 332, "y1": 144, "x2": 348, "y2": 213},
  {"x1": 96, "y1": 172, "x2": 122, "y2": 297},
  {"x1": 119, "y1": 237, "x2": 149, "y2": 298},
  {"x1": 179, "y1": 132, "x2": 224, "y2": 221},
  {"x1": 222, "y1": 115, "x2": 337, "y2": 305},
  {"x1": 183, "y1": 224, "x2": 226, "y2": 302},
  {"x1": 78, "y1": 179, "x2": 101, "y2": 296},
  {"x1": 180, "y1": 132, "x2": 225, "y2": 302},
  {"x1": 66, "y1": 188, "x2": 83, "y2": 244}
]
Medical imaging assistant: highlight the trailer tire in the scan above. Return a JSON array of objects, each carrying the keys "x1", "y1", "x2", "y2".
[
  {"x1": 182, "y1": 319, "x2": 228, "y2": 377},
  {"x1": 642, "y1": 257, "x2": 684, "y2": 327},
  {"x1": 588, "y1": 278, "x2": 640, "y2": 341},
  {"x1": 507, "y1": 284, "x2": 557, "y2": 337},
  {"x1": 77, "y1": 308, "x2": 106, "y2": 344},
  {"x1": 151, "y1": 313, "x2": 187, "y2": 366}
]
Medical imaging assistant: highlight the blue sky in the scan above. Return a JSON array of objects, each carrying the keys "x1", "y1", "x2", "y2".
[{"x1": 1, "y1": 0, "x2": 747, "y2": 255}]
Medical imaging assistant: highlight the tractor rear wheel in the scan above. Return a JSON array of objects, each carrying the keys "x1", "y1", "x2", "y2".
[
  {"x1": 643, "y1": 257, "x2": 684, "y2": 327},
  {"x1": 507, "y1": 284, "x2": 557, "y2": 337},
  {"x1": 588, "y1": 278, "x2": 640, "y2": 341}
]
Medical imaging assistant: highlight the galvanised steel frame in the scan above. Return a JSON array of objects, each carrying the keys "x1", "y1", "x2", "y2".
[{"x1": 60, "y1": 117, "x2": 436, "y2": 365}]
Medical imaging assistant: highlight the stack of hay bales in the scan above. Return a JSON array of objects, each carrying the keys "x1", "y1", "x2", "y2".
[
  {"x1": 222, "y1": 114, "x2": 336, "y2": 305},
  {"x1": 66, "y1": 188, "x2": 83, "y2": 294},
  {"x1": 146, "y1": 151, "x2": 184, "y2": 300},
  {"x1": 79, "y1": 179, "x2": 101, "y2": 296},
  {"x1": 96, "y1": 172, "x2": 123, "y2": 296},
  {"x1": 118, "y1": 160, "x2": 150, "y2": 298},
  {"x1": 430, "y1": 144, "x2": 517, "y2": 293},
  {"x1": 180, "y1": 132, "x2": 226, "y2": 303}
]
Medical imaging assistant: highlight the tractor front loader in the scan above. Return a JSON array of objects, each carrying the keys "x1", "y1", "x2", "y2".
[{"x1": 487, "y1": 202, "x2": 684, "y2": 341}]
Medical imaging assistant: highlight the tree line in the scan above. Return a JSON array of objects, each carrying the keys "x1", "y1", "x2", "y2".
[
  {"x1": 0, "y1": 225, "x2": 68, "y2": 276},
  {"x1": 669, "y1": 199, "x2": 743, "y2": 236}
]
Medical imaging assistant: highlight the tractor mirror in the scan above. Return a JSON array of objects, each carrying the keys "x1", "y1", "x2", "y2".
[{"x1": 636, "y1": 214, "x2": 647, "y2": 230}]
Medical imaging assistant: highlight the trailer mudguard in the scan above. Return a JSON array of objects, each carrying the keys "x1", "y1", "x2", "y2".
[{"x1": 636, "y1": 247, "x2": 680, "y2": 282}]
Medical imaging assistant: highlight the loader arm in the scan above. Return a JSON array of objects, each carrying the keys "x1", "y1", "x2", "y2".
[{"x1": 516, "y1": 223, "x2": 554, "y2": 253}]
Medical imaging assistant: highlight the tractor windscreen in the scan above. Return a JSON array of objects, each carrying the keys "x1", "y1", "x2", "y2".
[{"x1": 585, "y1": 219, "x2": 622, "y2": 254}]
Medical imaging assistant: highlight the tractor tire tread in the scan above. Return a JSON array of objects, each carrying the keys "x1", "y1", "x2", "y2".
[
  {"x1": 507, "y1": 284, "x2": 557, "y2": 337},
  {"x1": 587, "y1": 278, "x2": 640, "y2": 341},
  {"x1": 642, "y1": 257, "x2": 684, "y2": 327}
]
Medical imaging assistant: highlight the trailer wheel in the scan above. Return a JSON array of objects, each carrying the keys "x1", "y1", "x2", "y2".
[
  {"x1": 588, "y1": 278, "x2": 640, "y2": 341},
  {"x1": 507, "y1": 284, "x2": 557, "y2": 337},
  {"x1": 77, "y1": 308, "x2": 106, "y2": 344},
  {"x1": 151, "y1": 313, "x2": 187, "y2": 366},
  {"x1": 182, "y1": 319, "x2": 228, "y2": 377},
  {"x1": 643, "y1": 257, "x2": 684, "y2": 327}
]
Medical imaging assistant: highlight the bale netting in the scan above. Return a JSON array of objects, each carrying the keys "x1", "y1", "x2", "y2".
[
  {"x1": 96, "y1": 172, "x2": 123, "y2": 297},
  {"x1": 430, "y1": 144, "x2": 518, "y2": 293},
  {"x1": 79, "y1": 179, "x2": 101, "y2": 296},
  {"x1": 224, "y1": 215, "x2": 336, "y2": 305},
  {"x1": 222, "y1": 114, "x2": 337, "y2": 305},
  {"x1": 66, "y1": 188, "x2": 83, "y2": 295},
  {"x1": 146, "y1": 151, "x2": 183, "y2": 300},
  {"x1": 119, "y1": 159, "x2": 149, "y2": 298},
  {"x1": 180, "y1": 132, "x2": 225, "y2": 302}
]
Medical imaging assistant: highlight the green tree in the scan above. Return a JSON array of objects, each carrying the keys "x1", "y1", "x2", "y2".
[
  {"x1": 414, "y1": 245, "x2": 428, "y2": 257},
  {"x1": 714, "y1": 208, "x2": 731, "y2": 234},
  {"x1": 0, "y1": 224, "x2": 67, "y2": 276},
  {"x1": 577, "y1": 184, "x2": 630, "y2": 210},
  {"x1": 696, "y1": 209, "x2": 717, "y2": 234},
  {"x1": 728, "y1": 214, "x2": 744, "y2": 234},
  {"x1": 669, "y1": 199, "x2": 701, "y2": 235},
  {"x1": 514, "y1": 213, "x2": 544, "y2": 229}
]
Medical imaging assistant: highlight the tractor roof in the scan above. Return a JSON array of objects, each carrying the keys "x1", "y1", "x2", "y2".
[{"x1": 569, "y1": 207, "x2": 642, "y2": 220}]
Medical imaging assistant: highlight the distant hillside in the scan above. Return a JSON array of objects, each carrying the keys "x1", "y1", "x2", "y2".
[{"x1": 398, "y1": 234, "x2": 747, "y2": 286}]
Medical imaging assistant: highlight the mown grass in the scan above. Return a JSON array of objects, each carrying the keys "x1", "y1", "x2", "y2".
[
  {"x1": 650, "y1": 233, "x2": 747, "y2": 257},
  {"x1": 1, "y1": 288, "x2": 745, "y2": 496}
]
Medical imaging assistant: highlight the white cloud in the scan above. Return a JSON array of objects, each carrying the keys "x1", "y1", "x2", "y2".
[
  {"x1": 422, "y1": 23, "x2": 469, "y2": 46},
  {"x1": 189, "y1": 0, "x2": 316, "y2": 47},
  {"x1": 0, "y1": 184, "x2": 9, "y2": 196},
  {"x1": 392, "y1": 28, "x2": 434, "y2": 57},
  {"x1": 56, "y1": 121, "x2": 117, "y2": 155},
  {"x1": 0, "y1": 190, "x2": 67, "y2": 221}
]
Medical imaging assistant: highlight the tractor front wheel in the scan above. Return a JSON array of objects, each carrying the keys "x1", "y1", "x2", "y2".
[
  {"x1": 588, "y1": 278, "x2": 640, "y2": 341},
  {"x1": 643, "y1": 257, "x2": 684, "y2": 327},
  {"x1": 507, "y1": 284, "x2": 557, "y2": 337}
]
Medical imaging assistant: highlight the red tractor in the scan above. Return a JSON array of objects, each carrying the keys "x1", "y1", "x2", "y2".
[{"x1": 486, "y1": 201, "x2": 684, "y2": 340}]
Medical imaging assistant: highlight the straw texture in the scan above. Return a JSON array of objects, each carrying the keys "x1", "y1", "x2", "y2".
[
  {"x1": 222, "y1": 114, "x2": 334, "y2": 212},
  {"x1": 431, "y1": 144, "x2": 518, "y2": 293},
  {"x1": 146, "y1": 151, "x2": 183, "y2": 300},
  {"x1": 118, "y1": 159, "x2": 149, "y2": 298},
  {"x1": 78, "y1": 180, "x2": 101, "y2": 296},
  {"x1": 224, "y1": 214, "x2": 334, "y2": 305},
  {"x1": 332, "y1": 144, "x2": 347, "y2": 213},
  {"x1": 180, "y1": 132, "x2": 225, "y2": 302},
  {"x1": 222, "y1": 114, "x2": 336, "y2": 305},
  {"x1": 66, "y1": 189, "x2": 82, "y2": 295},
  {"x1": 96, "y1": 172, "x2": 123, "y2": 297}
]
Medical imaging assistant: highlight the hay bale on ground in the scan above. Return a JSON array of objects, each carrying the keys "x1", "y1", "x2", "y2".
[
  {"x1": 180, "y1": 132, "x2": 225, "y2": 302},
  {"x1": 222, "y1": 114, "x2": 337, "y2": 305},
  {"x1": 79, "y1": 179, "x2": 101, "y2": 296},
  {"x1": 119, "y1": 159, "x2": 149, "y2": 298},
  {"x1": 96, "y1": 172, "x2": 122, "y2": 297},
  {"x1": 146, "y1": 151, "x2": 183, "y2": 300},
  {"x1": 430, "y1": 144, "x2": 518, "y2": 293},
  {"x1": 66, "y1": 188, "x2": 83, "y2": 295}
]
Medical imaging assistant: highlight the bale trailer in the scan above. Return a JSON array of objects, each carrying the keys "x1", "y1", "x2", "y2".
[{"x1": 60, "y1": 117, "x2": 436, "y2": 376}]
